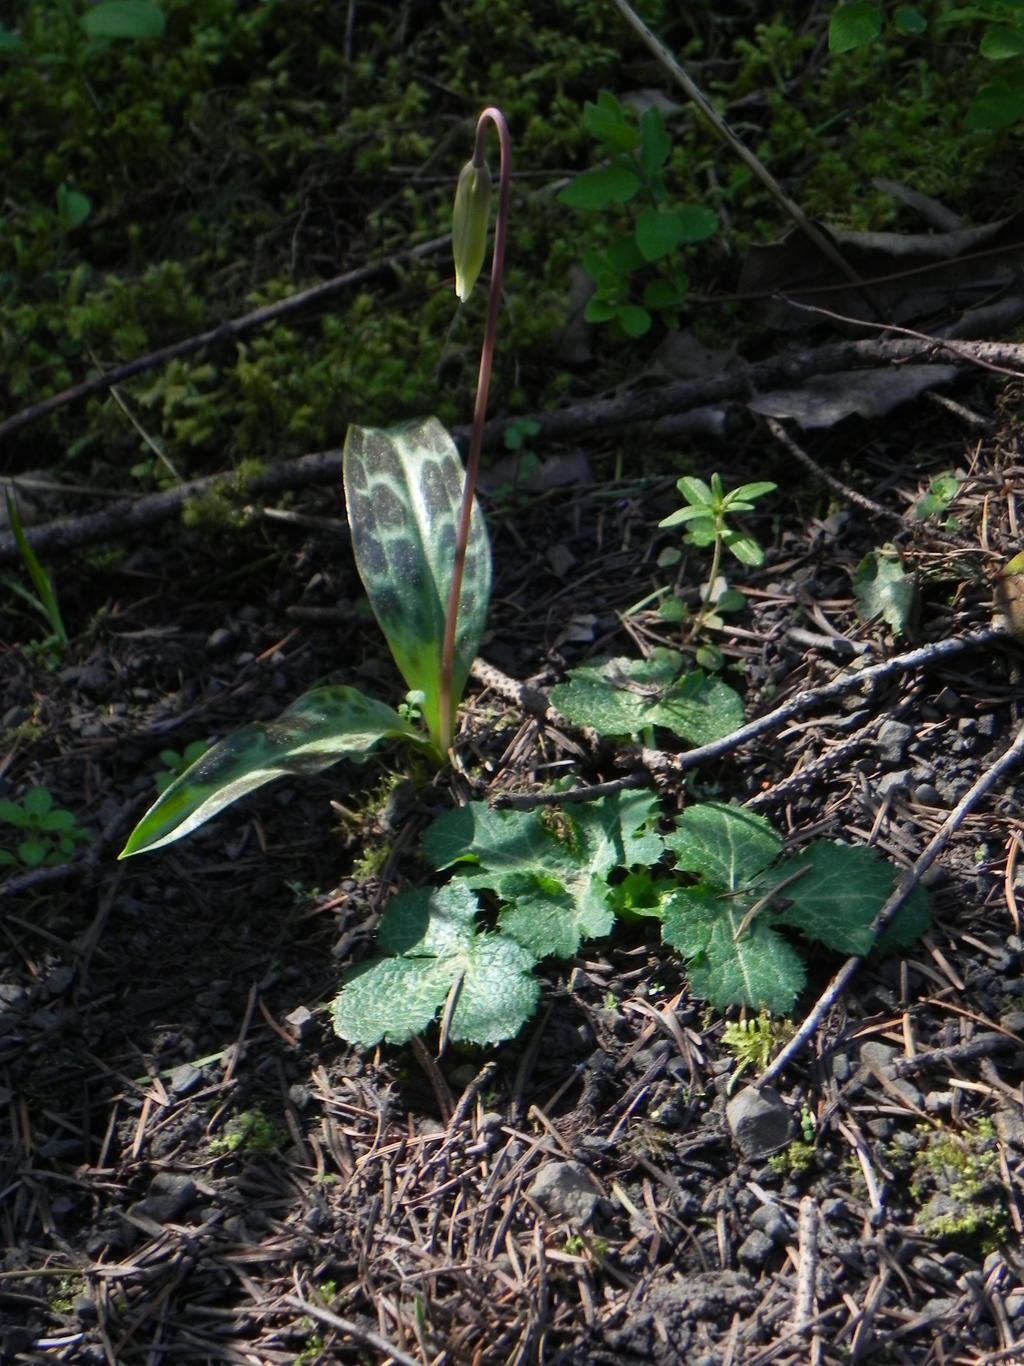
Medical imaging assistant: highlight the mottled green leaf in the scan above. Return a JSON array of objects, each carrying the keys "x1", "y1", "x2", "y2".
[
  {"x1": 344, "y1": 418, "x2": 491, "y2": 751},
  {"x1": 660, "y1": 885, "x2": 806, "y2": 1012},
  {"x1": 120, "y1": 686, "x2": 426, "y2": 857},
  {"x1": 853, "y1": 549, "x2": 915, "y2": 634},
  {"x1": 549, "y1": 649, "x2": 743, "y2": 745},
  {"x1": 330, "y1": 882, "x2": 539, "y2": 1046},
  {"x1": 666, "y1": 802, "x2": 782, "y2": 890}
]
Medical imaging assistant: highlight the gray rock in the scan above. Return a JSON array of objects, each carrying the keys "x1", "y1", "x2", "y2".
[
  {"x1": 750, "y1": 1203, "x2": 792, "y2": 1243},
  {"x1": 129, "y1": 1172, "x2": 196, "y2": 1223},
  {"x1": 726, "y1": 1086, "x2": 792, "y2": 1159},
  {"x1": 876, "y1": 769, "x2": 911, "y2": 797},
  {"x1": 737, "y1": 1228, "x2": 775, "y2": 1268},
  {"x1": 877, "y1": 719, "x2": 913, "y2": 765},
  {"x1": 167, "y1": 1063, "x2": 202, "y2": 1097},
  {"x1": 285, "y1": 1005, "x2": 315, "y2": 1039},
  {"x1": 913, "y1": 782, "x2": 943, "y2": 806},
  {"x1": 528, "y1": 1160, "x2": 599, "y2": 1226}
]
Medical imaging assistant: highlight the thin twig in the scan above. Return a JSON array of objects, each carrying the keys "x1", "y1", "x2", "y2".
[
  {"x1": 760, "y1": 715, "x2": 1024, "y2": 1089},
  {"x1": 794, "y1": 1196, "x2": 819, "y2": 1336},
  {"x1": 765, "y1": 417, "x2": 901, "y2": 523}
]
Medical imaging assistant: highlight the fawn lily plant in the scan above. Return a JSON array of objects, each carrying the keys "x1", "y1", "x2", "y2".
[{"x1": 120, "y1": 109, "x2": 510, "y2": 857}]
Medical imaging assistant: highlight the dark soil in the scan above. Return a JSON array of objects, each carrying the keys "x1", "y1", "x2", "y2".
[{"x1": 3, "y1": 385, "x2": 1024, "y2": 1366}]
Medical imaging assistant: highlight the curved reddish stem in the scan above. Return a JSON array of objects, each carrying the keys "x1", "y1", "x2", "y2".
[{"x1": 438, "y1": 107, "x2": 510, "y2": 756}]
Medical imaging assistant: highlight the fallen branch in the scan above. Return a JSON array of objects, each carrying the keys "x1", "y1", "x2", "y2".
[{"x1": 6, "y1": 337, "x2": 1023, "y2": 565}]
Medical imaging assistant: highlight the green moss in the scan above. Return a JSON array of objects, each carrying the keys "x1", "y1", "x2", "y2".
[{"x1": 208, "y1": 1106, "x2": 285, "y2": 1156}]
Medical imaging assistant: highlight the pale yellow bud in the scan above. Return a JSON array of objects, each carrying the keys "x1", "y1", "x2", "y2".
[{"x1": 452, "y1": 159, "x2": 492, "y2": 302}]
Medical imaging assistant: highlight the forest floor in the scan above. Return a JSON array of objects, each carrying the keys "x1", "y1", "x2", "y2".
[
  {"x1": 2, "y1": 370, "x2": 1024, "y2": 1365},
  {"x1": 3, "y1": 3, "x2": 1024, "y2": 1363}
]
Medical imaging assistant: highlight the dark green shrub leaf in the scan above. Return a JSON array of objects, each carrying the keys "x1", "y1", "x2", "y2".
[
  {"x1": 557, "y1": 164, "x2": 643, "y2": 208},
  {"x1": 80, "y1": 1, "x2": 166, "y2": 39},
  {"x1": 980, "y1": 26, "x2": 1024, "y2": 60},
  {"x1": 639, "y1": 105, "x2": 671, "y2": 179},
  {"x1": 635, "y1": 208, "x2": 687, "y2": 262},
  {"x1": 893, "y1": 5, "x2": 927, "y2": 35},
  {"x1": 829, "y1": 2, "x2": 883, "y2": 54},
  {"x1": 966, "y1": 77, "x2": 1024, "y2": 128},
  {"x1": 676, "y1": 204, "x2": 719, "y2": 243}
]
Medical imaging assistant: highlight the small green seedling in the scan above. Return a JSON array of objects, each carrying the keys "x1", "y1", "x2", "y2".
[
  {"x1": 154, "y1": 739, "x2": 212, "y2": 794},
  {"x1": 2, "y1": 491, "x2": 68, "y2": 658},
  {"x1": 0, "y1": 787, "x2": 93, "y2": 868},
  {"x1": 658, "y1": 473, "x2": 776, "y2": 641},
  {"x1": 120, "y1": 108, "x2": 511, "y2": 857},
  {"x1": 558, "y1": 89, "x2": 719, "y2": 337}
]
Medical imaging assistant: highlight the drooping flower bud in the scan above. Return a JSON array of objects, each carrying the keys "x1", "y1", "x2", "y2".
[{"x1": 452, "y1": 158, "x2": 492, "y2": 302}]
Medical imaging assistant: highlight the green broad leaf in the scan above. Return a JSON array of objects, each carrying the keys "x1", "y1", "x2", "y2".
[
  {"x1": 643, "y1": 276, "x2": 689, "y2": 310},
  {"x1": 423, "y1": 790, "x2": 663, "y2": 958},
  {"x1": 981, "y1": 25, "x2": 1024, "y2": 59},
  {"x1": 727, "y1": 480, "x2": 777, "y2": 505},
  {"x1": 22, "y1": 787, "x2": 54, "y2": 819},
  {"x1": 616, "y1": 304, "x2": 652, "y2": 337},
  {"x1": 343, "y1": 417, "x2": 491, "y2": 752},
  {"x1": 56, "y1": 183, "x2": 91, "y2": 231},
  {"x1": 893, "y1": 6, "x2": 927, "y2": 35},
  {"x1": 120, "y1": 686, "x2": 427, "y2": 857},
  {"x1": 853, "y1": 548, "x2": 916, "y2": 634},
  {"x1": 606, "y1": 234, "x2": 646, "y2": 274},
  {"x1": 80, "y1": 1, "x2": 166, "y2": 39},
  {"x1": 639, "y1": 105, "x2": 672, "y2": 179},
  {"x1": 330, "y1": 882, "x2": 540, "y2": 1046},
  {"x1": 659, "y1": 504, "x2": 715, "y2": 529},
  {"x1": 635, "y1": 209, "x2": 687, "y2": 263},
  {"x1": 584, "y1": 297, "x2": 618, "y2": 323},
  {"x1": 966, "y1": 77, "x2": 1024, "y2": 128},
  {"x1": 558, "y1": 163, "x2": 643, "y2": 209},
  {"x1": 583, "y1": 91, "x2": 641, "y2": 151},
  {"x1": 660, "y1": 884, "x2": 806, "y2": 1013},
  {"x1": 18, "y1": 839, "x2": 49, "y2": 868},
  {"x1": 549, "y1": 649, "x2": 743, "y2": 746},
  {"x1": 829, "y1": 2, "x2": 883, "y2": 53},
  {"x1": 0, "y1": 801, "x2": 27, "y2": 828},
  {"x1": 675, "y1": 204, "x2": 720, "y2": 243},
  {"x1": 765, "y1": 842, "x2": 930, "y2": 955},
  {"x1": 666, "y1": 802, "x2": 783, "y2": 891},
  {"x1": 675, "y1": 475, "x2": 714, "y2": 507}
]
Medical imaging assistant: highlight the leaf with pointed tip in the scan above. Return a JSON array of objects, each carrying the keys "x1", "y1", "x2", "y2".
[
  {"x1": 660, "y1": 885, "x2": 806, "y2": 1013},
  {"x1": 119, "y1": 686, "x2": 427, "y2": 857},
  {"x1": 343, "y1": 418, "x2": 491, "y2": 751},
  {"x1": 666, "y1": 801, "x2": 782, "y2": 890},
  {"x1": 760, "y1": 842, "x2": 931, "y2": 955},
  {"x1": 330, "y1": 882, "x2": 540, "y2": 1046}
]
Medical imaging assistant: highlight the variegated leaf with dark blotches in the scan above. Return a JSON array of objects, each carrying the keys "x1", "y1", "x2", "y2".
[
  {"x1": 343, "y1": 417, "x2": 491, "y2": 751},
  {"x1": 120, "y1": 686, "x2": 428, "y2": 857}
]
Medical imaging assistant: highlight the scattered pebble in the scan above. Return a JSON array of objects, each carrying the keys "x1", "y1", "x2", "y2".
[
  {"x1": 528, "y1": 1160, "x2": 599, "y2": 1226},
  {"x1": 726, "y1": 1086, "x2": 791, "y2": 1159}
]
